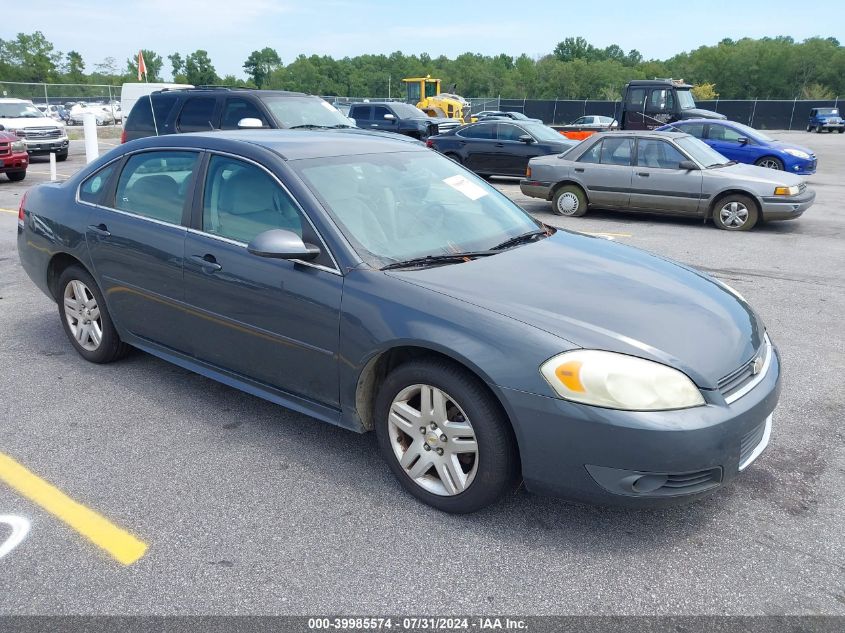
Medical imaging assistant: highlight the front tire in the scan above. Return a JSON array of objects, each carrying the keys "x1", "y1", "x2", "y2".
[
  {"x1": 7, "y1": 171, "x2": 26, "y2": 182},
  {"x1": 375, "y1": 359, "x2": 519, "y2": 513},
  {"x1": 552, "y1": 184, "x2": 588, "y2": 217},
  {"x1": 806, "y1": 125, "x2": 813, "y2": 132},
  {"x1": 57, "y1": 265, "x2": 130, "y2": 363},
  {"x1": 755, "y1": 156, "x2": 784, "y2": 171},
  {"x1": 712, "y1": 194, "x2": 759, "y2": 231},
  {"x1": 56, "y1": 151, "x2": 68, "y2": 162},
  {"x1": 816, "y1": 126, "x2": 824, "y2": 133}
]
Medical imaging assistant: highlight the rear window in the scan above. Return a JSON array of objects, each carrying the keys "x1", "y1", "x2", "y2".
[
  {"x1": 126, "y1": 94, "x2": 178, "y2": 133},
  {"x1": 177, "y1": 97, "x2": 217, "y2": 132}
]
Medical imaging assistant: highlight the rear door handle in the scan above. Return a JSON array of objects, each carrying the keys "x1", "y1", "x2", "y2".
[
  {"x1": 191, "y1": 254, "x2": 222, "y2": 272},
  {"x1": 87, "y1": 223, "x2": 110, "y2": 237},
  {"x1": 494, "y1": 143, "x2": 505, "y2": 147},
  {"x1": 636, "y1": 172, "x2": 650, "y2": 177}
]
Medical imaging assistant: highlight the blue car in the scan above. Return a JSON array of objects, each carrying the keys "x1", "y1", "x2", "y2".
[
  {"x1": 807, "y1": 107, "x2": 844, "y2": 133},
  {"x1": 657, "y1": 119, "x2": 817, "y2": 175}
]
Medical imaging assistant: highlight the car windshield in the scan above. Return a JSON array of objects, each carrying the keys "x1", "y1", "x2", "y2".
[
  {"x1": 729, "y1": 121, "x2": 773, "y2": 142},
  {"x1": 291, "y1": 150, "x2": 541, "y2": 267},
  {"x1": 675, "y1": 136, "x2": 730, "y2": 167},
  {"x1": 817, "y1": 108, "x2": 839, "y2": 115},
  {"x1": 523, "y1": 122, "x2": 568, "y2": 143},
  {"x1": 388, "y1": 102, "x2": 429, "y2": 118},
  {"x1": 260, "y1": 96, "x2": 353, "y2": 128},
  {"x1": 0, "y1": 103, "x2": 46, "y2": 118},
  {"x1": 509, "y1": 112, "x2": 529, "y2": 120},
  {"x1": 676, "y1": 90, "x2": 696, "y2": 110}
]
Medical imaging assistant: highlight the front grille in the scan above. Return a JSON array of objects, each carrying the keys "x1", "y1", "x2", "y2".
[
  {"x1": 658, "y1": 468, "x2": 722, "y2": 494},
  {"x1": 19, "y1": 127, "x2": 62, "y2": 140},
  {"x1": 740, "y1": 421, "x2": 767, "y2": 466},
  {"x1": 718, "y1": 337, "x2": 770, "y2": 402},
  {"x1": 0, "y1": 141, "x2": 9, "y2": 156}
]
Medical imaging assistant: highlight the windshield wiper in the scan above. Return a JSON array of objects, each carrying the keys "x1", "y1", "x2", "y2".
[
  {"x1": 381, "y1": 251, "x2": 497, "y2": 271},
  {"x1": 491, "y1": 229, "x2": 549, "y2": 251},
  {"x1": 288, "y1": 124, "x2": 331, "y2": 129}
]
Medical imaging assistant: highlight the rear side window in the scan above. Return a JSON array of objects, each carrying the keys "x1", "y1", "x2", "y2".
[
  {"x1": 79, "y1": 162, "x2": 117, "y2": 204},
  {"x1": 577, "y1": 139, "x2": 603, "y2": 163},
  {"x1": 680, "y1": 123, "x2": 705, "y2": 139},
  {"x1": 459, "y1": 123, "x2": 495, "y2": 139},
  {"x1": 126, "y1": 94, "x2": 178, "y2": 133},
  {"x1": 626, "y1": 88, "x2": 647, "y2": 108},
  {"x1": 221, "y1": 98, "x2": 268, "y2": 130},
  {"x1": 177, "y1": 98, "x2": 217, "y2": 132},
  {"x1": 600, "y1": 137, "x2": 633, "y2": 166},
  {"x1": 115, "y1": 151, "x2": 199, "y2": 224}
]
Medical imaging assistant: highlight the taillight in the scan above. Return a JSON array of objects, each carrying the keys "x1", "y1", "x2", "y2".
[
  {"x1": 18, "y1": 191, "x2": 27, "y2": 229},
  {"x1": 120, "y1": 129, "x2": 127, "y2": 144},
  {"x1": 425, "y1": 139, "x2": 434, "y2": 148}
]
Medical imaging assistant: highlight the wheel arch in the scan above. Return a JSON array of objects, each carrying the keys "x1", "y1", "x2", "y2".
[
  {"x1": 46, "y1": 252, "x2": 92, "y2": 301},
  {"x1": 549, "y1": 179, "x2": 587, "y2": 202},
  {"x1": 707, "y1": 188, "x2": 762, "y2": 220}
]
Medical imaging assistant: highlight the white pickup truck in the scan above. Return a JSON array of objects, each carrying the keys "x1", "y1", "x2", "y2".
[{"x1": 0, "y1": 98, "x2": 69, "y2": 161}]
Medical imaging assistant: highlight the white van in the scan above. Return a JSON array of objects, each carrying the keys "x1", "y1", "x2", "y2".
[{"x1": 120, "y1": 83, "x2": 193, "y2": 122}]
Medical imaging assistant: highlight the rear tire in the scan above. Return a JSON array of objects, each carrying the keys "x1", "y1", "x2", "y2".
[
  {"x1": 712, "y1": 194, "x2": 759, "y2": 231},
  {"x1": 838, "y1": 129, "x2": 844, "y2": 134},
  {"x1": 57, "y1": 265, "x2": 130, "y2": 364},
  {"x1": 374, "y1": 358, "x2": 520, "y2": 513},
  {"x1": 806, "y1": 125, "x2": 813, "y2": 132},
  {"x1": 552, "y1": 184, "x2": 588, "y2": 217},
  {"x1": 7, "y1": 171, "x2": 26, "y2": 182}
]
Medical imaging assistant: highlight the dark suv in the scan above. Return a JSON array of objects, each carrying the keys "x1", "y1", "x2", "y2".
[
  {"x1": 349, "y1": 101, "x2": 456, "y2": 139},
  {"x1": 122, "y1": 88, "x2": 354, "y2": 143}
]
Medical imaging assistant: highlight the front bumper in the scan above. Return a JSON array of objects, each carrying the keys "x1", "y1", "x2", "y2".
[
  {"x1": 760, "y1": 189, "x2": 816, "y2": 221},
  {"x1": 519, "y1": 179, "x2": 553, "y2": 200},
  {"x1": 498, "y1": 345, "x2": 781, "y2": 507},
  {"x1": 1, "y1": 152, "x2": 29, "y2": 172},
  {"x1": 23, "y1": 137, "x2": 69, "y2": 155}
]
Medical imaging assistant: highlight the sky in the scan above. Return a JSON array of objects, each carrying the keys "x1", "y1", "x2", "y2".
[{"x1": 5, "y1": 0, "x2": 843, "y2": 79}]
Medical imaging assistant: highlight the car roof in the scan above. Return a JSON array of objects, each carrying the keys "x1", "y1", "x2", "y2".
[
  {"x1": 132, "y1": 129, "x2": 428, "y2": 160},
  {"x1": 0, "y1": 98, "x2": 30, "y2": 104},
  {"x1": 152, "y1": 88, "x2": 307, "y2": 98},
  {"x1": 596, "y1": 130, "x2": 691, "y2": 139}
]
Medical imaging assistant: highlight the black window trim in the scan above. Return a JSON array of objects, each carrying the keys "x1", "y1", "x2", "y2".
[
  {"x1": 189, "y1": 149, "x2": 341, "y2": 276},
  {"x1": 75, "y1": 148, "x2": 202, "y2": 229}
]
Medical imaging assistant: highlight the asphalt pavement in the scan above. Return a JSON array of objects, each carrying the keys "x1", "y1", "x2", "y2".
[{"x1": 0, "y1": 133, "x2": 842, "y2": 615}]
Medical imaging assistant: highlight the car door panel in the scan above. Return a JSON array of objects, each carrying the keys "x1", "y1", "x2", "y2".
[
  {"x1": 576, "y1": 137, "x2": 633, "y2": 208},
  {"x1": 630, "y1": 139, "x2": 703, "y2": 214}
]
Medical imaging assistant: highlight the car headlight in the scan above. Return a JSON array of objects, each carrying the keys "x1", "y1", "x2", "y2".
[
  {"x1": 773, "y1": 185, "x2": 799, "y2": 196},
  {"x1": 10, "y1": 140, "x2": 25, "y2": 153},
  {"x1": 783, "y1": 149, "x2": 810, "y2": 160},
  {"x1": 540, "y1": 350, "x2": 705, "y2": 411}
]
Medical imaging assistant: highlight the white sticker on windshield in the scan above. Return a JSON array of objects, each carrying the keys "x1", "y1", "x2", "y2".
[{"x1": 443, "y1": 175, "x2": 488, "y2": 201}]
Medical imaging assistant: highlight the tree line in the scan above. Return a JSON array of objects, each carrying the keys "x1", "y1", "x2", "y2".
[{"x1": 1, "y1": 32, "x2": 843, "y2": 100}]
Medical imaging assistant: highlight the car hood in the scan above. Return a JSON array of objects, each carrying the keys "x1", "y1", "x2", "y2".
[
  {"x1": 0, "y1": 116, "x2": 62, "y2": 129},
  {"x1": 712, "y1": 162, "x2": 805, "y2": 185},
  {"x1": 766, "y1": 140, "x2": 815, "y2": 156},
  {"x1": 682, "y1": 108, "x2": 726, "y2": 120},
  {"x1": 389, "y1": 231, "x2": 764, "y2": 389}
]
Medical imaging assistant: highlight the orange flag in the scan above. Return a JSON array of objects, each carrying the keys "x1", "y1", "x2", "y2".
[{"x1": 137, "y1": 50, "x2": 147, "y2": 81}]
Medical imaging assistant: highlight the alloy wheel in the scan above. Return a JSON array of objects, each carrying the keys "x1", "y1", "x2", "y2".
[
  {"x1": 387, "y1": 384, "x2": 479, "y2": 496},
  {"x1": 63, "y1": 280, "x2": 102, "y2": 351},
  {"x1": 719, "y1": 201, "x2": 749, "y2": 229},
  {"x1": 758, "y1": 158, "x2": 782, "y2": 170}
]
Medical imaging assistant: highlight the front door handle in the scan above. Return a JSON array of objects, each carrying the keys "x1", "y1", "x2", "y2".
[
  {"x1": 87, "y1": 223, "x2": 110, "y2": 237},
  {"x1": 494, "y1": 143, "x2": 505, "y2": 147},
  {"x1": 191, "y1": 254, "x2": 222, "y2": 272},
  {"x1": 574, "y1": 167, "x2": 585, "y2": 173},
  {"x1": 636, "y1": 172, "x2": 650, "y2": 177}
]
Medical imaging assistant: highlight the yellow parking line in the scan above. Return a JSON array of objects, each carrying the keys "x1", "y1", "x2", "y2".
[
  {"x1": 0, "y1": 452, "x2": 148, "y2": 565},
  {"x1": 0, "y1": 207, "x2": 18, "y2": 215}
]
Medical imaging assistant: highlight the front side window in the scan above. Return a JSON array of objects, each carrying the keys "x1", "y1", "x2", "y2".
[
  {"x1": 177, "y1": 98, "x2": 217, "y2": 132},
  {"x1": 708, "y1": 124, "x2": 746, "y2": 142},
  {"x1": 497, "y1": 124, "x2": 525, "y2": 141},
  {"x1": 636, "y1": 139, "x2": 687, "y2": 170},
  {"x1": 202, "y1": 155, "x2": 304, "y2": 244},
  {"x1": 115, "y1": 151, "x2": 198, "y2": 223},
  {"x1": 647, "y1": 89, "x2": 674, "y2": 113},
  {"x1": 292, "y1": 151, "x2": 540, "y2": 268},
  {"x1": 221, "y1": 98, "x2": 268, "y2": 130},
  {"x1": 373, "y1": 106, "x2": 392, "y2": 120},
  {"x1": 458, "y1": 123, "x2": 496, "y2": 139},
  {"x1": 80, "y1": 163, "x2": 117, "y2": 204}
]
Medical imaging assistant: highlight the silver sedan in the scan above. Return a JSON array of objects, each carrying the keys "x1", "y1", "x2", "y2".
[{"x1": 520, "y1": 130, "x2": 816, "y2": 230}]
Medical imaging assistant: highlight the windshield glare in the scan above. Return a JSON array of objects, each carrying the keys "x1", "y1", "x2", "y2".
[
  {"x1": 675, "y1": 136, "x2": 729, "y2": 167},
  {"x1": 388, "y1": 102, "x2": 429, "y2": 118},
  {"x1": 261, "y1": 96, "x2": 353, "y2": 128},
  {"x1": 0, "y1": 103, "x2": 46, "y2": 118},
  {"x1": 731, "y1": 121, "x2": 773, "y2": 142},
  {"x1": 293, "y1": 151, "x2": 541, "y2": 267},
  {"x1": 677, "y1": 90, "x2": 696, "y2": 110},
  {"x1": 524, "y1": 123, "x2": 568, "y2": 143}
]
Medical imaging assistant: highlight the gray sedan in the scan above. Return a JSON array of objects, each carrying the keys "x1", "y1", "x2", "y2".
[{"x1": 521, "y1": 130, "x2": 816, "y2": 230}]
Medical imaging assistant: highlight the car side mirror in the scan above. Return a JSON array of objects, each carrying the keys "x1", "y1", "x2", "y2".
[
  {"x1": 736, "y1": 136, "x2": 749, "y2": 145},
  {"x1": 237, "y1": 118, "x2": 264, "y2": 129},
  {"x1": 678, "y1": 160, "x2": 699, "y2": 171},
  {"x1": 518, "y1": 134, "x2": 535, "y2": 144},
  {"x1": 247, "y1": 229, "x2": 321, "y2": 261},
  {"x1": 384, "y1": 113, "x2": 396, "y2": 121}
]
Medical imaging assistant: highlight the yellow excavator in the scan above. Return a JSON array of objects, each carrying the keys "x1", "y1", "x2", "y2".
[{"x1": 402, "y1": 76, "x2": 474, "y2": 124}]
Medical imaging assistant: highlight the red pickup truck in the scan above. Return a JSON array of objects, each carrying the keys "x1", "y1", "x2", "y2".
[{"x1": 0, "y1": 129, "x2": 29, "y2": 182}]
